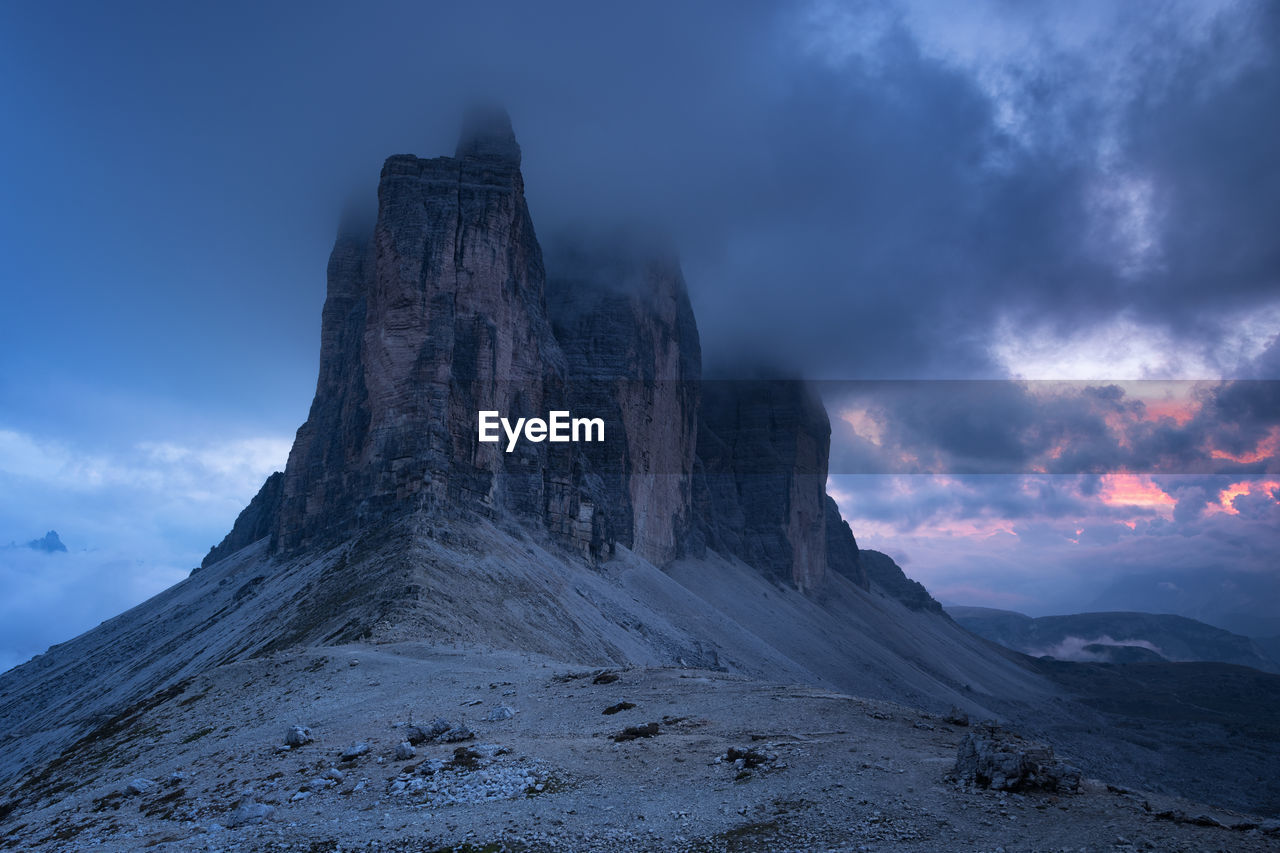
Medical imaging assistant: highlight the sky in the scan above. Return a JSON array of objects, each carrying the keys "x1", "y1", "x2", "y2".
[{"x1": 1, "y1": 0, "x2": 1277, "y2": 670}]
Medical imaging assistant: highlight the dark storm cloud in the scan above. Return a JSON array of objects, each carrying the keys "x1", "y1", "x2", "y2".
[
  {"x1": 917, "y1": 1, "x2": 1280, "y2": 378},
  {"x1": 1250, "y1": 336, "x2": 1280, "y2": 379},
  {"x1": 1121, "y1": 2, "x2": 1280, "y2": 331},
  {"x1": 1200, "y1": 379, "x2": 1280, "y2": 458},
  {"x1": 826, "y1": 380, "x2": 1136, "y2": 474},
  {"x1": 4, "y1": 0, "x2": 1277, "y2": 424},
  {"x1": 825, "y1": 365, "x2": 1280, "y2": 610},
  {"x1": 825, "y1": 375, "x2": 1279, "y2": 477},
  {"x1": 525, "y1": 0, "x2": 1280, "y2": 382},
  {"x1": 635, "y1": 0, "x2": 1280, "y2": 381}
]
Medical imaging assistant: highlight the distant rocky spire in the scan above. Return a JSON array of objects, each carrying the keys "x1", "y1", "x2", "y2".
[
  {"x1": 27, "y1": 530, "x2": 67, "y2": 553},
  {"x1": 455, "y1": 104, "x2": 521, "y2": 165}
]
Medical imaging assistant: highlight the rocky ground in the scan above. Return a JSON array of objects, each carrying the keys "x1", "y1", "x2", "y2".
[{"x1": 2, "y1": 643, "x2": 1277, "y2": 852}]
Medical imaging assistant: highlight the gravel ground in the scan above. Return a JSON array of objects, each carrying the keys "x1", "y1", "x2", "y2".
[{"x1": 2, "y1": 643, "x2": 1277, "y2": 852}]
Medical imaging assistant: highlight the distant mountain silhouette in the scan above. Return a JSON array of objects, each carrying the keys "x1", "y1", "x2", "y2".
[
  {"x1": 24, "y1": 531, "x2": 66, "y2": 554},
  {"x1": 948, "y1": 606, "x2": 1280, "y2": 673},
  {"x1": 1089, "y1": 570, "x2": 1280, "y2": 639}
]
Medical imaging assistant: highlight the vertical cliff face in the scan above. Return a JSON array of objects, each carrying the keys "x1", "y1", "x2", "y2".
[
  {"x1": 275, "y1": 228, "x2": 373, "y2": 551},
  {"x1": 547, "y1": 246, "x2": 701, "y2": 565},
  {"x1": 693, "y1": 380, "x2": 832, "y2": 591},
  {"x1": 201, "y1": 472, "x2": 285, "y2": 569},
  {"x1": 276, "y1": 109, "x2": 567, "y2": 553},
  {"x1": 363, "y1": 119, "x2": 563, "y2": 515},
  {"x1": 824, "y1": 494, "x2": 868, "y2": 589}
]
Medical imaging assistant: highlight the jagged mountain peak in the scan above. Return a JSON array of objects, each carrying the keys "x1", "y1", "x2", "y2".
[{"x1": 25, "y1": 530, "x2": 67, "y2": 553}]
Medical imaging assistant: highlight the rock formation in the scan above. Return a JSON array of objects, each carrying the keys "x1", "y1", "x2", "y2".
[
  {"x1": 692, "y1": 380, "x2": 834, "y2": 591},
  {"x1": 275, "y1": 107, "x2": 571, "y2": 554},
  {"x1": 202, "y1": 472, "x2": 283, "y2": 569},
  {"x1": 824, "y1": 495, "x2": 867, "y2": 589},
  {"x1": 546, "y1": 242, "x2": 701, "y2": 566},
  {"x1": 953, "y1": 724, "x2": 1081, "y2": 793},
  {"x1": 224, "y1": 107, "x2": 866, "y2": 588},
  {"x1": 858, "y1": 549, "x2": 943, "y2": 613},
  {"x1": 7, "y1": 110, "x2": 1280, "y2": 847},
  {"x1": 25, "y1": 531, "x2": 66, "y2": 554}
]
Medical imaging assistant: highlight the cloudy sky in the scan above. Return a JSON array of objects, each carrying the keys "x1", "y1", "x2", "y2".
[{"x1": 1, "y1": 0, "x2": 1277, "y2": 670}]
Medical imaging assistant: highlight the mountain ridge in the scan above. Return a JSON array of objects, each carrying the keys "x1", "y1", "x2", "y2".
[{"x1": 948, "y1": 606, "x2": 1280, "y2": 673}]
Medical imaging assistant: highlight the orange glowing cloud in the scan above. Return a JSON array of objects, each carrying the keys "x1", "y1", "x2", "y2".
[
  {"x1": 1141, "y1": 398, "x2": 1197, "y2": 425},
  {"x1": 1211, "y1": 480, "x2": 1280, "y2": 515},
  {"x1": 1117, "y1": 380, "x2": 1201, "y2": 425},
  {"x1": 1097, "y1": 473, "x2": 1175, "y2": 514},
  {"x1": 1209, "y1": 426, "x2": 1280, "y2": 465},
  {"x1": 840, "y1": 408, "x2": 884, "y2": 446}
]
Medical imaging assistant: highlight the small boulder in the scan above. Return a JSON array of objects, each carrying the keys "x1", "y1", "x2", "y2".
[
  {"x1": 943, "y1": 706, "x2": 970, "y2": 726},
  {"x1": 484, "y1": 705, "x2": 516, "y2": 722},
  {"x1": 229, "y1": 800, "x2": 275, "y2": 826},
  {"x1": 953, "y1": 725, "x2": 1080, "y2": 793},
  {"x1": 285, "y1": 725, "x2": 312, "y2": 747},
  {"x1": 125, "y1": 778, "x2": 156, "y2": 796},
  {"x1": 439, "y1": 724, "x2": 475, "y2": 743},
  {"x1": 395, "y1": 741, "x2": 416, "y2": 760},
  {"x1": 340, "y1": 742, "x2": 371, "y2": 761},
  {"x1": 612, "y1": 722, "x2": 660, "y2": 742},
  {"x1": 405, "y1": 718, "x2": 452, "y2": 745}
]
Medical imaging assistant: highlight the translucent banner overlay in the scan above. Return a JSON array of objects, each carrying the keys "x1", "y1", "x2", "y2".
[{"x1": 480, "y1": 378, "x2": 1279, "y2": 476}]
